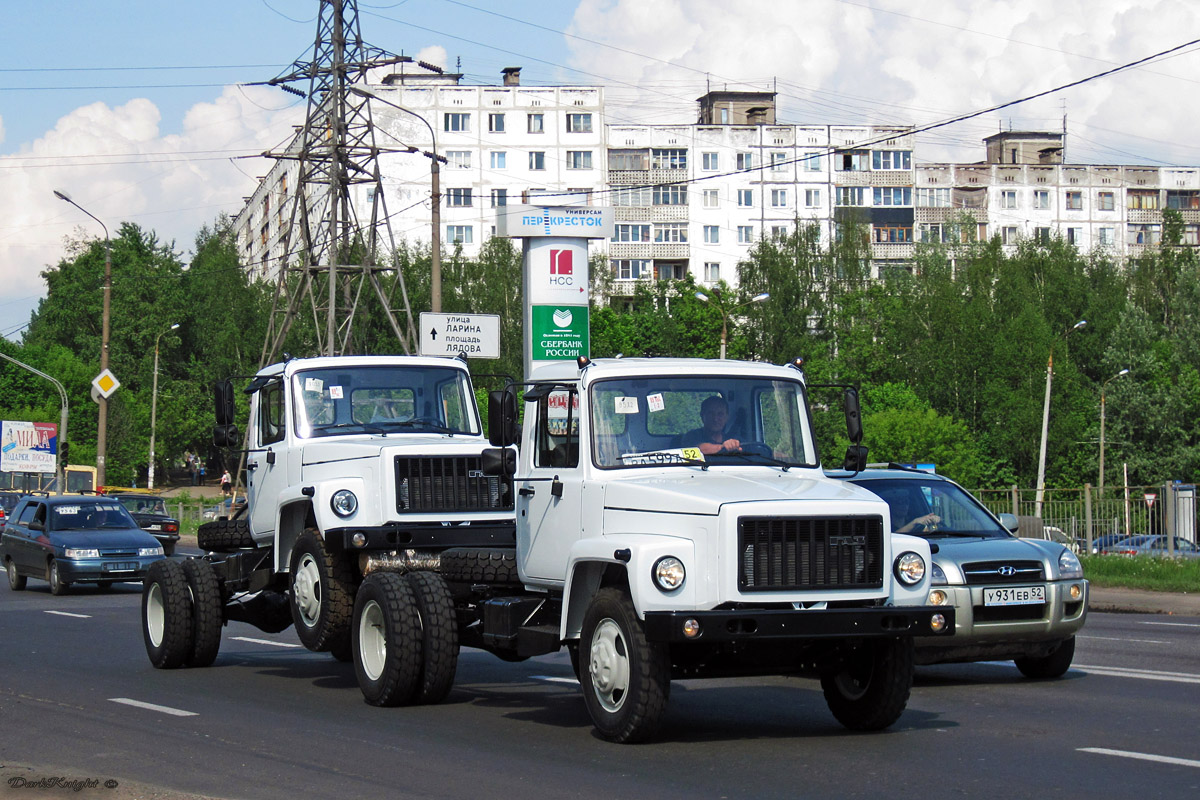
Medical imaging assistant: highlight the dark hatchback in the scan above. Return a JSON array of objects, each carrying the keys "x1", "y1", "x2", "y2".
[
  {"x1": 111, "y1": 494, "x2": 181, "y2": 555},
  {"x1": 1, "y1": 495, "x2": 165, "y2": 594}
]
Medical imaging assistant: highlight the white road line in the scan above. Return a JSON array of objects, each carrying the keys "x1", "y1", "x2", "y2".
[
  {"x1": 1079, "y1": 748, "x2": 1200, "y2": 769},
  {"x1": 1079, "y1": 635, "x2": 1169, "y2": 644},
  {"x1": 43, "y1": 610, "x2": 90, "y2": 619},
  {"x1": 531, "y1": 675, "x2": 579, "y2": 685},
  {"x1": 1074, "y1": 664, "x2": 1200, "y2": 685},
  {"x1": 1140, "y1": 621, "x2": 1200, "y2": 628},
  {"x1": 230, "y1": 636, "x2": 303, "y2": 648},
  {"x1": 109, "y1": 698, "x2": 198, "y2": 717}
]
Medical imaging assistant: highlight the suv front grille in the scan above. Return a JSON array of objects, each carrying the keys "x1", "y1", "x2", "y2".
[
  {"x1": 739, "y1": 516, "x2": 884, "y2": 591},
  {"x1": 394, "y1": 456, "x2": 513, "y2": 513},
  {"x1": 961, "y1": 560, "x2": 1045, "y2": 585}
]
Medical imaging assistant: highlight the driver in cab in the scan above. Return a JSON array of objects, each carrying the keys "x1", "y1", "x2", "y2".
[{"x1": 683, "y1": 395, "x2": 741, "y2": 455}]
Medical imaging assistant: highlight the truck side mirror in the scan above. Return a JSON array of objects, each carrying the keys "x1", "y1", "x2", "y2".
[
  {"x1": 213, "y1": 424, "x2": 240, "y2": 449},
  {"x1": 214, "y1": 380, "x2": 236, "y2": 426},
  {"x1": 481, "y1": 447, "x2": 516, "y2": 476},
  {"x1": 843, "y1": 387, "x2": 863, "y2": 444},
  {"x1": 842, "y1": 445, "x2": 868, "y2": 472},
  {"x1": 488, "y1": 388, "x2": 519, "y2": 447}
]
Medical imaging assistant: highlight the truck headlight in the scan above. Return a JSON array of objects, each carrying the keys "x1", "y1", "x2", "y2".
[
  {"x1": 894, "y1": 551, "x2": 926, "y2": 585},
  {"x1": 1058, "y1": 549, "x2": 1083, "y2": 580},
  {"x1": 64, "y1": 548, "x2": 99, "y2": 559},
  {"x1": 653, "y1": 556, "x2": 685, "y2": 592},
  {"x1": 331, "y1": 490, "x2": 358, "y2": 517}
]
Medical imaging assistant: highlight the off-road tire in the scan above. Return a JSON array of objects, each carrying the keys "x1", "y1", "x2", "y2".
[
  {"x1": 405, "y1": 571, "x2": 459, "y2": 704},
  {"x1": 289, "y1": 528, "x2": 356, "y2": 653},
  {"x1": 48, "y1": 559, "x2": 70, "y2": 596},
  {"x1": 439, "y1": 548, "x2": 519, "y2": 585},
  {"x1": 142, "y1": 560, "x2": 194, "y2": 669},
  {"x1": 352, "y1": 572, "x2": 422, "y2": 707},
  {"x1": 821, "y1": 638, "x2": 914, "y2": 731},
  {"x1": 182, "y1": 558, "x2": 224, "y2": 668},
  {"x1": 579, "y1": 587, "x2": 671, "y2": 743},
  {"x1": 1015, "y1": 636, "x2": 1076, "y2": 679},
  {"x1": 197, "y1": 519, "x2": 255, "y2": 552},
  {"x1": 6, "y1": 559, "x2": 27, "y2": 591}
]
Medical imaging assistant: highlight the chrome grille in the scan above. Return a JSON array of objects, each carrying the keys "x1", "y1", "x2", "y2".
[
  {"x1": 394, "y1": 456, "x2": 513, "y2": 513},
  {"x1": 961, "y1": 560, "x2": 1045, "y2": 585},
  {"x1": 739, "y1": 516, "x2": 884, "y2": 591}
]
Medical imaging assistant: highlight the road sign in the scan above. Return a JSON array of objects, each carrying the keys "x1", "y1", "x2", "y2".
[
  {"x1": 1145, "y1": 492, "x2": 1157, "y2": 509},
  {"x1": 419, "y1": 313, "x2": 500, "y2": 359},
  {"x1": 91, "y1": 369, "x2": 120, "y2": 399}
]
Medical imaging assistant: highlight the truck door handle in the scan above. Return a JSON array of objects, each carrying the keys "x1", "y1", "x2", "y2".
[
  {"x1": 518, "y1": 487, "x2": 536, "y2": 497},
  {"x1": 246, "y1": 462, "x2": 258, "y2": 471},
  {"x1": 266, "y1": 449, "x2": 276, "y2": 465}
]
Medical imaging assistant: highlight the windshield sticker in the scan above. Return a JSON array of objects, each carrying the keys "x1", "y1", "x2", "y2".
[
  {"x1": 304, "y1": 377, "x2": 324, "y2": 393},
  {"x1": 620, "y1": 448, "x2": 701, "y2": 465},
  {"x1": 329, "y1": 385, "x2": 344, "y2": 400},
  {"x1": 646, "y1": 393, "x2": 665, "y2": 413},
  {"x1": 614, "y1": 396, "x2": 639, "y2": 414},
  {"x1": 680, "y1": 447, "x2": 705, "y2": 461}
]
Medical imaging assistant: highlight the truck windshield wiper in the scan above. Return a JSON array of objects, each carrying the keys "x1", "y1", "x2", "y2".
[
  {"x1": 313, "y1": 421, "x2": 387, "y2": 435},
  {"x1": 717, "y1": 451, "x2": 793, "y2": 469},
  {"x1": 377, "y1": 418, "x2": 455, "y2": 434}
]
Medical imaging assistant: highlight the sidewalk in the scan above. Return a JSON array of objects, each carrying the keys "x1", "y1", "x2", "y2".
[{"x1": 1089, "y1": 586, "x2": 1200, "y2": 616}]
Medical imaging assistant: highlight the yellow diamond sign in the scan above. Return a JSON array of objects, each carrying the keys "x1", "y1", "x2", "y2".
[{"x1": 92, "y1": 369, "x2": 121, "y2": 399}]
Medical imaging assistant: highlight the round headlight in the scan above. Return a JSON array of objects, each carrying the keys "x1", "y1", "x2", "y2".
[
  {"x1": 1058, "y1": 549, "x2": 1083, "y2": 580},
  {"x1": 653, "y1": 556, "x2": 686, "y2": 592},
  {"x1": 331, "y1": 489, "x2": 358, "y2": 518},
  {"x1": 894, "y1": 551, "x2": 926, "y2": 585}
]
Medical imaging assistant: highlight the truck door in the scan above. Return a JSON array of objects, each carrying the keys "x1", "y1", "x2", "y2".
[
  {"x1": 518, "y1": 388, "x2": 584, "y2": 583},
  {"x1": 247, "y1": 379, "x2": 287, "y2": 539}
]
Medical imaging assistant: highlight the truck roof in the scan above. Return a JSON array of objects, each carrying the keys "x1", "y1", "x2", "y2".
[
  {"x1": 258, "y1": 354, "x2": 470, "y2": 378},
  {"x1": 528, "y1": 357, "x2": 806, "y2": 385}
]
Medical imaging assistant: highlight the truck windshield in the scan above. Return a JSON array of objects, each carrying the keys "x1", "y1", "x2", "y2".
[
  {"x1": 292, "y1": 365, "x2": 480, "y2": 438},
  {"x1": 590, "y1": 376, "x2": 818, "y2": 468}
]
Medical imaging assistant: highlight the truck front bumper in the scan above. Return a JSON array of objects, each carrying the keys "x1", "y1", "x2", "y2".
[
  {"x1": 643, "y1": 605, "x2": 954, "y2": 644},
  {"x1": 333, "y1": 521, "x2": 515, "y2": 551}
]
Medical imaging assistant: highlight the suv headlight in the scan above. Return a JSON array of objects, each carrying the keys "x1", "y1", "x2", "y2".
[
  {"x1": 930, "y1": 562, "x2": 948, "y2": 586},
  {"x1": 894, "y1": 551, "x2": 926, "y2": 585},
  {"x1": 331, "y1": 489, "x2": 359, "y2": 517},
  {"x1": 652, "y1": 556, "x2": 685, "y2": 592},
  {"x1": 1058, "y1": 549, "x2": 1084, "y2": 579},
  {"x1": 64, "y1": 548, "x2": 99, "y2": 559}
]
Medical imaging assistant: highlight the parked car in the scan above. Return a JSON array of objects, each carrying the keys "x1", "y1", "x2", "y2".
[
  {"x1": 827, "y1": 466, "x2": 1088, "y2": 679},
  {"x1": 0, "y1": 491, "x2": 21, "y2": 533},
  {"x1": 1, "y1": 495, "x2": 165, "y2": 594},
  {"x1": 1090, "y1": 533, "x2": 1130, "y2": 554},
  {"x1": 110, "y1": 493, "x2": 181, "y2": 555},
  {"x1": 1101, "y1": 534, "x2": 1200, "y2": 558}
]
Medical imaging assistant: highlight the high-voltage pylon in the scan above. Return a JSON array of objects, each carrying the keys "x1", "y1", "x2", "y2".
[{"x1": 258, "y1": 0, "x2": 430, "y2": 363}]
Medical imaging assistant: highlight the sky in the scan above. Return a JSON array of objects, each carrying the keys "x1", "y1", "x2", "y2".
[{"x1": 4, "y1": 0, "x2": 1200, "y2": 341}]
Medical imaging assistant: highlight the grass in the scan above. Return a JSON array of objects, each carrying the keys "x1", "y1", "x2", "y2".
[{"x1": 1080, "y1": 555, "x2": 1200, "y2": 594}]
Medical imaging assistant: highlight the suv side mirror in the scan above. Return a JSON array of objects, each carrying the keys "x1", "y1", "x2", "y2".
[
  {"x1": 214, "y1": 380, "x2": 236, "y2": 426},
  {"x1": 488, "y1": 388, "x2": 519, "y2": 447}
]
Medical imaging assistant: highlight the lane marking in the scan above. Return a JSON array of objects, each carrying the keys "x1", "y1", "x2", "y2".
[
  {"x1": 1079, "y1": 748, "x2": 1200, "y2": 769},
  {"x1": 531, "y1": 675, "x2": 579, "y2": 685},
  {"x1": 109, "y1": 698, "x2": 198, "y2": 717},
  {"x1": 1079, "y1": 635, "x2": 1170, "y2": 644},
  {"x1": 1074, "y1": 664, "x2": 1200, "y2": 685},
  {"x1": 43, "y1": 610, "x2": 90, "y2": 619},
  {"x1": 230, "y1": 636, "x2": 303, "y2": 648},
  {"x1": 1139, "y1": 621, "x2": 1200, "y2": 628}
]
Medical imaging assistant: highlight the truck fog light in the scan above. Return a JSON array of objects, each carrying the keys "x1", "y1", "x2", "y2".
[
  {"x1": 331, "y1": 490, "x2": 358, "y2": 517},
  {"x1": 1069, "y1": 583, "x2": 1082, "y2": 601},
  {"x1": 682, "y1": 619, "x2": 702, "y2": 638},
  {"x1": 929, "y1": 589, "x2": 947, "y2": 606},
  {"x1": 894, "y1": 551, "x2": 926, "y2": 585},
  {"x1": 930, "y1": 613, "x2": 947, "y2": 632},
  {"x1": 653, "y1": 556, "x2": 686, "y2": 592},
  {"x1": 351, "y1": 531, "x2": 368, "y2": 548}
]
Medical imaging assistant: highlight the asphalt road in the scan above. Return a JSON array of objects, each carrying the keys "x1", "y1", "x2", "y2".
[{"x1": 3, "y1": 574, "x2": 1200, "y2": 800}]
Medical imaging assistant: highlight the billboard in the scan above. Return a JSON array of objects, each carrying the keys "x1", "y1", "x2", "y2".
[{"x1": 1, "y1": 421, "x2": 58, "y2": 473}]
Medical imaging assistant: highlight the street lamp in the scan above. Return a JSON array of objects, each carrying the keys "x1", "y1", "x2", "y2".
[
  {"x1": 694, "y1": 289, "x2": 770, "y2": 359},
  {"x1": 1098, "y1": 367, "x2": 1130, "y2": 493},
  {"x1": 54, "y1": 189, "x2": 112, "y2": 488},
  {"x1": 348, "y1": 85, "x2": 445, "y2": 312},
  {"x1": 147, "y1": 323, "x2": 179, "y2": 490},
  {"x1": 0, "y1": 352, "x2": 68, "y2": 495},
  {"x1": 1034, "y1": 319, "x2": 1087, "y2": 518}
]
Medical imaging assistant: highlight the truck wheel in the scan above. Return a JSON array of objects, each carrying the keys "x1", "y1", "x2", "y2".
[
  {"x1": 48, "y1": 559, "x2": 70, "y2": 596},
  {"x1": 579, "y1": 587, "x2": 670, "y2": 744},
  {"x1": 197, "y1": 519, "x2": 254, "y2": 552},
  {"x1": 289, "y1": 528, "x2": 355, "y2": 653},
  {"x1": 182, "y1": 559, "x2": 224, "y2": 668},
  {"x1": 142, "y1": 560, "x2": 194, "y2": 669},
  {"x1": 821, "y1": 637, "x2": 914, "y2": 731},
  {"x1": 1015, "y1": 636, "x2": 1076, "y2": 679},
  {"x1": 7, "y1": 558, "x2": 27, "y2": 591},
  {"x1": 439, "y1": 548, "x2": 519, "y2": 584},
  {"x1": 352, "y1": 572, "x2": 422, "y2": 707},
  {"x1": 406, "y1": 571, "x2": 459, "y2": 704}
]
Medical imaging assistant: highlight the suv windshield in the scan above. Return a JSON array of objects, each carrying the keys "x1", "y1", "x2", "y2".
[
  {"x1": 50, "y1": 501, "x2": 138, "y2": 531},
  {"x1": 850, "y1": 477, "x2": 1010, "y2": 539},
  {"x1": 590, "y1": 375, "x2": 818, "y2": 468},
  {"x1": 292, "y1": 365, "x2": 480, "y2": 438}
]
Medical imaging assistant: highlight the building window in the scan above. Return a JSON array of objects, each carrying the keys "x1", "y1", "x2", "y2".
[
  {"x1": 737, "y1": 189, "x2": 753, "y2": 207},
  {"x1": 446, "y1": 188, "x2": 473, "y2": 207},
  {"x1": 609, "y1": 149, "x2": 649, "y2": 171},
  {"x1": 805, "y1": 189, "x2": 821, "y2": 208},
  {"x1": 446, "y1": 150, "x2": 471, "y2": 169},
  {"x1": 702, "y1": 152, "x2": 719, "y2": 171},
  {"x1": 838, "y1": 150, "x2": 870, "y2": 171},
  {"x1": 566, "y1": 113, "x2": 592, "y2": 133},
  {"x1": 488, "y1": 113, "x2": 505, "y2": 133},
  {"x1": 613, "y1": 186, "x2": 652, "y2": 206},
  {"x1": 1034, "y1": 227, "x2": 1051, "y2": 243},
  {"x1": 916, "y1": 187, "x2": 951, "y2": 207},
  {"x1": 874, "y1": 187, "x2": 912, "y2": 206},
  {"x1": 703, "y1": 225, "x2": 719, "y2": 244},
  {"x1": 653, "y1": 184, "x2": 687, "y2": 205},
  {"x1": 611, "y1": 224, "x2": 651, "y2": 242},
  {"x1": 652, "y1": 148, "x2": 688, "y2": 169},
  {"x1": 1066, "y1": 227, "x2": 1083, "y2": 245},
  {"x1": 1098, "y1": 227, "x2": 1114, "y2": 245},
  {"x1": 771, "y1": 225, "x2": 788, "y2": 239},
  {"x1": 1184, "y1": 225, "x2": 1200, "y2": 245},
  {"x1": 447, "y1": 225, "x2": 473, "y2": 244},
  {"x1": 770, "y1": 152, "x2": 788, "y2": 172},
  {"x1": 803, "y1": 152, "x2": 823, "y2": 172},
  {"x1": 872, "y1": 150, "x2": 911, "y2": 170},
  {"x1": 489, "y1": 151, "x2": 507, "y2": 170},
  {"x1": 1129, "y1": 190, "x2": 1159, "y2": 210},
  {"x1": 567, "y1": 150, "x2": 593, "y2": 170},
  {"x1": 1098, "y1": 191, "x2": 1115, "y2": 211},
  {"x1": 1001, "y1": 226, "x2": 1019, "y2": 245},
  {"x1": 527, "y1": 113, "x2": 544, "y2": 133},
  {"x1": 874, "y1": 225, "x2": 912, "y2": 243},
  {"x1": 529, "y1": 151, "x2": 546, "y2": 170},
  {"x1": 736, "y1": 152, "x2": 755, "y2": 171},
  {"x1": 837, "y1": 186, "x2": 866, "y2": 206},
  {"x1": 443, "y1": 113, "x2": 470, "y2": 132},
  {"x1": 1066, "y1": 191, "x2": 1083, "y2": 210},
  {"x1": 1167, "y1": 190, "x2": 1200, "y2": 210},
  {"x1": 704, "y1": 262, "x2": 720, "y2": 282},
  {"x1": 1034, "y1": 190, "x2": 1050, "y2": 209},
  {"x1": 1000, "y1": 190, "x2": 1018, "y2": 209},
  {"x1": 737, "y1": 225, "x2": 754, "y2": 244},
  {"x1": 771, "y1": 188, "x2": 788, "y2": 207},
  {"x1": 654, "y1": 223, "x2": 688, "y2": 243},
  {"x1": 701, "y1": 189, "x2": 719, "y2": 208},
  {"x1": 490, "y1": 188, "x2": 507, "y2": 207},
  {"x1": 655, "y1": 263, "x2": 686, "y2": 281},
  {"x1": 1129, "y1": 224, "x2": 1161, "y2": 245},
  {"x1": 614, "y1": 259, "x2": 650, "y2": 279},
  {"x1": 920, "y1": 223, "x2": 942, "y2": 243}
]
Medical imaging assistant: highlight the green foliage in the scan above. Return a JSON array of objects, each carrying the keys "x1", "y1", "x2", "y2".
[{"x1": 1079, "y1": 554, "x2": 1200, "y2": 592}]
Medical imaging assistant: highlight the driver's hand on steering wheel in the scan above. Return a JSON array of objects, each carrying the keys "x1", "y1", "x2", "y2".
[
  {"x1": 918, "y1": 513, "x2": 941, "y2": 528},
  {"x1": 719, "y1": 438, "x2": 741, "y2": 452}
]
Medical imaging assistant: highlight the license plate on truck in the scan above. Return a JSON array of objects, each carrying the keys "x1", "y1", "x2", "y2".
[{"x1": 984, "y1": 585, "x2": 1046, "y2": 606}]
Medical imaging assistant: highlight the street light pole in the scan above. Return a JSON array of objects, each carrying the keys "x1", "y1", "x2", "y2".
[
  {"x1": 1098, "y1": 368, "x2": 1130, "y2": 493},
  {"x1": 1034, "y1": 319, "x2": 1087, "y2": 518},
  {"x1": 695, "y1": 289, "x2": 770, "y2": 359},
  {"x1": 54, "y1": 189, "x2": 111, "y2": 488},
  {"x1": 148, "y1": 323, "x2": 179, "y2": 490},
  {"x1": 0, "y1": 352, "x2": 68, "y2": 495}
]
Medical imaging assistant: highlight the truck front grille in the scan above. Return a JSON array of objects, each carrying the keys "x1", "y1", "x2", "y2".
[
  {"x1": 394, "y1": 456, "x2": 513, "y2": 513},
  {"x1": 739, "y1": 516, "x2": 884, "y2": 591}
]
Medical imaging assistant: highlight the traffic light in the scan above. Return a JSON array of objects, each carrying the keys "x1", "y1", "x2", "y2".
[{"x1": 60, "y1": 441, "x2": 69, "y2": 464}]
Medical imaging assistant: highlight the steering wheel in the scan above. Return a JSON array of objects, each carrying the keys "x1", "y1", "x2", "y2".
[{"x1": 736, "y1": 441, "x2": 773, "y2": 457}]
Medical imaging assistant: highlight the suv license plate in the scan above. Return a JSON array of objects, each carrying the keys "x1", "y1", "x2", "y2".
[{"x1": 984, "y1": 585, "x2": 1046, "y2": 606}]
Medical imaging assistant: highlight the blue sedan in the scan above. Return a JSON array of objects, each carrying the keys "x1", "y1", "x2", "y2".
[{"x1": 2, "y1": 495, "x2": 166, "y2": 595}]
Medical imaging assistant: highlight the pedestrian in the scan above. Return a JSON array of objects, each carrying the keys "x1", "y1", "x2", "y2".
[
  {"x1": 221, "y1": 469, "x2": 232, "y2": 498},
  {"x1": 198, "y1": 464, "x2": 206, "y2": 486}
]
